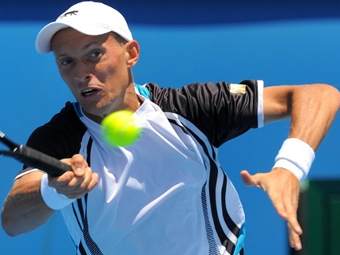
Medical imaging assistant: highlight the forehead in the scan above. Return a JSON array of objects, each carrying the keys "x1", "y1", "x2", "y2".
[{"x1": 51, "y1": 28, "x2": 112, "y2": 53}]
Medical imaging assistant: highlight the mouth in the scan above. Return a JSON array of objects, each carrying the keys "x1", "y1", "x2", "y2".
[{"x1": 80, "y1": 87, "x2": 101, "y2": 97}]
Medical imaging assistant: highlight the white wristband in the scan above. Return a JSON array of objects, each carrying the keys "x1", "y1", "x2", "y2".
[
  {"x1": 40, "y1": 173, "x2": 74, "y2": 210},
  {"x1": 273, "y1": 138, "x2": 315, "y2": 180}
]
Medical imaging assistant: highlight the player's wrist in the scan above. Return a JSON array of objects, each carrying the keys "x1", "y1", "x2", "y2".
[
  {"x1": 40, "y1": 173, "x2": 75, "y2": 210},
  {"x1": 273, "y1": 138, "x2": 315, "y2": 180}
]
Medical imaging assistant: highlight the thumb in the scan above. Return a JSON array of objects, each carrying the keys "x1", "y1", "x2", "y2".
[{"x1": 240, "y1": 170, "x2": 260, "y2": 187}]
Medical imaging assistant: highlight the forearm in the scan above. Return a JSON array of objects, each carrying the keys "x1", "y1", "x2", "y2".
[
  {"x1": 1, "y1": 171, "x2": 54, "y2": 236},
  {"x1": 260, "y1": 84, "x2": 339, "y2": 250},
  {"x1": 289, "y1": 84, "x2": 339, "y2": 149}
]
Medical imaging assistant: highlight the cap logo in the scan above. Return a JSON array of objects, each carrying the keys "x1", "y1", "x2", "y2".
[{"x1": 62, "y1": 10, "x2": 79, "y2": 18}]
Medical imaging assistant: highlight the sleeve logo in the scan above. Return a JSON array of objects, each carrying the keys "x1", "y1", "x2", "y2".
[{"x1": 229, "y1": 84, "x2": 247, "y2": 94}]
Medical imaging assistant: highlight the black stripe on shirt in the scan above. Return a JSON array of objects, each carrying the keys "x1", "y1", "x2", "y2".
[
  {"x1": 168, "y1": 118, "x2": 240, "y2": 254},
  {"x1": 73, "y1": 137, "x2": 103, "y2": 255},
  {"x1": 221, "y1": 173, "x2": 241, "y2": 237},
  {"x1": 79, "y1": 242, "x2": 87, "y2": 255},
  {"x1": 209, "y1": 145, "x2": 241, "y2": 237},
  {"x1": 72, "y1": 203, "x2": 83, "y2": 231},
  {"x1": 201, "y1": 182, "x2": 219, "y2": 255}
]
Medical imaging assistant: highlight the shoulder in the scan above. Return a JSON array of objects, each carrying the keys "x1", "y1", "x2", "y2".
[
  {"x1": 144, "y1": 80, "x2": 262, "y2": 147},
  {"x1": 27, "y1": 102, "x2": 86, "y2": 159},
  {"x1": 144, "y1": 82, "x2": 212, "y2": 111}
]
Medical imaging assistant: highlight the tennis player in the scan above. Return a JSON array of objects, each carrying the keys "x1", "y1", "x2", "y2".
[{"x1": 2, "y1": 1, "x2": 339, "y2": 255}]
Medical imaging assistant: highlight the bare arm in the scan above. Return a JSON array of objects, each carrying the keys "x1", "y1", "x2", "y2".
[
  {"x1": 263, "y1": 84, "x2": 340, "y2": 149},
  {"x1": 241, "y1": 83, "x2": 339, "y2": 250},
  {"x1": 1, "y1": 171, "x2": 53, "y2": 236},
  {"x1": 1, "y1": 154, "x2": 99, "y2": 236}
]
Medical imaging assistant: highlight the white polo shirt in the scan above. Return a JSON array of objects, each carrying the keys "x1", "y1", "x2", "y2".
[{"x1": 18, "y1": 81, "x2": 263, "y2": 255}]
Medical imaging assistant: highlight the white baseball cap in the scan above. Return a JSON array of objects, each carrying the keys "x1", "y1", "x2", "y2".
[{"x1": 35, "y1": 1, "x2": 133, "y2": 53}]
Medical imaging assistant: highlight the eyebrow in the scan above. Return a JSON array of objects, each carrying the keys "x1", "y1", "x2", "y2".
[
  {"x1": 82, "y1": 40, "x2": 102, "y2": 50},
  {"x1": 55, "y1": 40, "x2": 103, "y2": 59}
]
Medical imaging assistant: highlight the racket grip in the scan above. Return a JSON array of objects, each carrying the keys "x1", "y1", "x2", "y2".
[{"x1": 18, "y1": 146, "x2": 72, "y2": 177}]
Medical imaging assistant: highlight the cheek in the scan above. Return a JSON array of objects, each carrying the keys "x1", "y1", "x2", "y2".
[
  {"x1": 58, "y1": 67, "x2": 71, "y2": 83},
  {"x1": 95, "y1": 61, "x2": 121, "y2": 83},
  {"x1": 58, "y1": 69, "x2": 79, "y2": 95},
  {"x1": 99, "y1": 50, "x2": 128, "y2": 81}
]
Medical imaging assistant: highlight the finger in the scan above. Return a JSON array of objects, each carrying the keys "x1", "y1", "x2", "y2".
[
  {"x1": 240, "y1": 170, "x2": 260, "y2": 187},
  {"x1": 49, "y1": 171, "x2": 74, "y2": 187},
  {"x1": 79, "y1": 167, "x2": 93, "y2": 190},
  {"x1": 286, "y1": 212, "x2": 302, "y2": 236},
  {"x1": 67, "y1": 166, "x2": 94, "y2": 188},
  {"x1": 288, "y1": 222, "x2": 302, "y2": 250},
  {"x1": 70, "y1": 154, "x2": 88, "y2": 176},
  {"x1": 59, "y1": 168, "x2": 91, "y2": 194},
  {"x1": 280, "y1": 191, "x2": 303, "y2": 250},
  {"x1": 86, "y1": 172, "x2": 99, "y2": 191},
  {"x1": 67, "y1": 175, "x2": 84, "y2": 188},
  {"x1": 282, "y1": 185, "x2": 302, "y2": 235},
  {"x1": 63, "y1": 172, "x2": 99, "y2": 199},
  {"x1": 51, "y1": 171, "x2": 83, "y2": 195}
]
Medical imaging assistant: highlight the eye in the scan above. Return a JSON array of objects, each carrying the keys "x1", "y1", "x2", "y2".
[
  {"x1": 88, "y1": 49, "x2": 103, "y2": 61},
  {"x1": 58, "y1": 57, "x2": 73, "y2": 67}
]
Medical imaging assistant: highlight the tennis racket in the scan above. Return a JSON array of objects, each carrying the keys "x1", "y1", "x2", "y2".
[{"x1": 0, "y1": 131, "x2": 71, "y2": 177}]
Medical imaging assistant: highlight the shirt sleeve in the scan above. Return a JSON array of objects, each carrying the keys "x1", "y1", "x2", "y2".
[
  {"x1": 16, "y1": 102, "x2": 86, "y2": 178},
  {"x1": 147, "y1": 80, "x2": 264, "y2": 147}
]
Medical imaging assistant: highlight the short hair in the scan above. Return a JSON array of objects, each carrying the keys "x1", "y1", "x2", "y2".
[{"x1": 111, "y1": 32, "x2": 129, "y2": 45}]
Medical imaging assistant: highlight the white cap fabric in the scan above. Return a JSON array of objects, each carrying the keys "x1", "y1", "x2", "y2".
[{"x1": 35, "y1": 1, "x2": 133, "y2": 53}]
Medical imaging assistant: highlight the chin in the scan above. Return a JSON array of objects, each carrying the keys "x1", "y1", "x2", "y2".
[
  {"x1": 94, "y1": 103, "x2": 118, "y2": 118},
  {"x1": 103, "y1": 99, "x2": 123, "y2": 112},
  {"x1": 81, "y1": 101, "x2": 118, "y2": 119}
]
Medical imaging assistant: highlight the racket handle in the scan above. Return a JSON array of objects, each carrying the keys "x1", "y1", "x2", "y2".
[{"x1": 17, "y1": 146, "x2": 72, "y2": 177}]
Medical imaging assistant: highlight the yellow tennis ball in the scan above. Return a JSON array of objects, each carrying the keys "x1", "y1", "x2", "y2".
[{"x1": 101, "y1": 110, "x2": 141, "y2": 147}]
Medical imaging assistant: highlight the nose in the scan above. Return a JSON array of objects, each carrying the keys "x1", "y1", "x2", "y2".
[
  {"x1": 82, "y1": 74, "x2": 91, "y2": 83},
  {"x1": 74, "y1": 62, "x2": 93, "y2": 84}
]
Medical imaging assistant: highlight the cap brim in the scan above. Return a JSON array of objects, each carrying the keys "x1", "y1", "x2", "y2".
[
  {"x1": 35, "y1": 22, "x2": 69, "y2": 53},
  {"x1": 35, "y1": 21, "x2": 112, "y2": 54}
]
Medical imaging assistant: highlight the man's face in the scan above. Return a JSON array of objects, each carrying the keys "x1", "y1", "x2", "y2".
[{"x1": 51, "y1": 28, "x2": 139, "y2": 121}]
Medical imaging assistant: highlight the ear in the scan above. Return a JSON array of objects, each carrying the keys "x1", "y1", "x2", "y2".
[{"x1": 125, "y1": 40, "x2": 140, "y2": 67}]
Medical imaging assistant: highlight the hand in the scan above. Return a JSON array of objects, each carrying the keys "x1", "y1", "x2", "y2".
[
  {"x1": 240, "y1": 168, "x2": 303, "y2": 250},
  {"x1": 48, "y1": 154, "x2": 99, "y2": 199}
]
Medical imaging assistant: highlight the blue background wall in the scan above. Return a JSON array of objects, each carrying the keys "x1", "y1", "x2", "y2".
[{"x1": 0, "y1": 1, "x2": 339, "y2": 254}]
